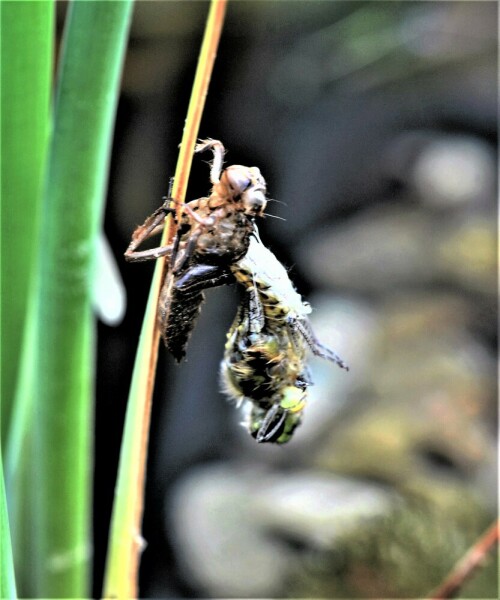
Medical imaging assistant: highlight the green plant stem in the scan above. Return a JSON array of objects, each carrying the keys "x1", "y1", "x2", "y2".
[{"x1": 32, "y1": 1, "x2": 133, "y2": 597}]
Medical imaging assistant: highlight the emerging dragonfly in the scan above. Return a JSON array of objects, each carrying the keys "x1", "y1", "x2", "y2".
[
  {"x1": 221, "y1": 233, "x2": 348, "y2": 443},
  {"x1": 221, "y1": 285, "x2": 309, "y2": 443},
  {"x1": 125, "y1": 139, "x2": 268, "y2": 360}
]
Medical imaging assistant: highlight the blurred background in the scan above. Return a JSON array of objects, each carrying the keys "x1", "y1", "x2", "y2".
[{"x1": 83, "y1": 1, "x2": 497, "y2": 598}]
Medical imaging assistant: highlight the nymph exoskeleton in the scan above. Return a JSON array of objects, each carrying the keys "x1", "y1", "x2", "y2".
[
  {"x1": 219, "y1": 233, "x2": 349, "y2": 443},
  {"x1": 124, "y1": 139, "x2": 268, "y2": 360}
]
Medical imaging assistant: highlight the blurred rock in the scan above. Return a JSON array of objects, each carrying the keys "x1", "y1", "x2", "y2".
[
  {"x1": 382, "y1": 132, "x2": 496, "y2": 209},
  {"x1": 298, "y1": 207, "x2": 435, "y2": 292},
  {"x1": 297, "y1": 207, "x2": 496, "y2": 296},
  {"x1": 411, "y1": 136, "x2": 496, "y2": 209},
  {"x1": 168, "y1": 465, "x2": 396, "y2": 597},
  {"x1": 436, "y1": 216, "x2": 497, "y2": 295},
  {"x1": 312, "y1": 293, "x2": 497, "y2": 512},
  {"x1": 289, "y1": 495, "x2": 496, "y2": 599},
  {"x1": 169, "y1": 464, "x2": 294, "y2": 598}
]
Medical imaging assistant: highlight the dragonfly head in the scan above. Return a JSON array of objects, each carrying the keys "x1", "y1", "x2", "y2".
[
  {"x1": 224, "y1": 165, "x2": 268, "y2": 217},
  {"x1": 250, "y1": 389, "x2": 305, "y2": 444}
]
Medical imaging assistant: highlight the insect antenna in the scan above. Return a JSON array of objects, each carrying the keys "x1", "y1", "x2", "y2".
[
  {"x1": 267, "y1": 197, "x2": 288, "y2": 207},
  {"x1": 263, "y1": 212, "x2": 287, "y2": 221},
  {"x1": 293, "y1": 318, "x2": 349, "y2": 371}
]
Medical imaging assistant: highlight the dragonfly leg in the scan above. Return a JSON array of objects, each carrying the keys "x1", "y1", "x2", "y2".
[
  {"x1": 124, "y1": 241, "x2": 175, "y2": 263},
  {"x1": 247, "y1": 287, "x2": 265, "y2": 334},
  {"x1": 256, "y1": 404, "x2": 288, "y2": 444},
  {"x1": 124, "y1": 199, "x2": 175, "y2": 261},
  {"x1": 292, "y1": 317, "x2": 349, "y2": 371},
  {"x1": 195, "y1": 138, "x2": 226, "y2": 184}
]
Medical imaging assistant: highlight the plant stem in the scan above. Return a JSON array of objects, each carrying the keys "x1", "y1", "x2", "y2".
[
  {"x1": 427, "y1": 519, "x2": 499, "y2": 599},
  {"x1": 102, "y1": 1, "x2": 227, "y2": 597}
]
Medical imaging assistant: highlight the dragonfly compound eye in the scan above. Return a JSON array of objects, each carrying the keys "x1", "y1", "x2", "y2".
[
  {"x1": 225, "y1": 165, "x2": 252, "y2": 194},
  {"x1": 243, "y1": 167, "x2": 267, "y2": 216},
  {"x1": 242, "y1": 189, "x2": 267, "y2": 217}
]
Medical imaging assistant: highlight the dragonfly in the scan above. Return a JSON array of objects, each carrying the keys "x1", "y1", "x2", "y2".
[
  {"x1": 124, "y1": 139, "x2": 268, "y2": 360},
  {"x1": 221, "y1": 283, "x2": 310, "y2": 443},
  {"x1": 220, "y1": 232, "x2": 349, "y2": 443}
]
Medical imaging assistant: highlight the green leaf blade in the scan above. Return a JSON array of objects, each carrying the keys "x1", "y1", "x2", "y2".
[
  {"x1": 1, "y1": 0, "x2": 54, "y2": 445},
  {"x1": 1, "y1": 454, "x2": 17, "y2": 599},
  {"x1": 31, "y1": 1, "x2": 134, "y2": 596}
]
